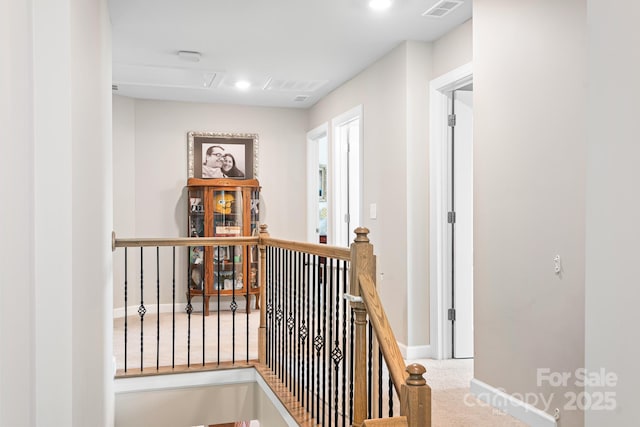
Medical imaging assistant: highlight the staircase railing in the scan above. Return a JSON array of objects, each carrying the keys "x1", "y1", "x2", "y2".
[{"x1": 112, "y1": 226, "x2": 430, "y2": 426}]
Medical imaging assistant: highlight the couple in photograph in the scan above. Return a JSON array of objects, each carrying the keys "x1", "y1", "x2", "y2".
[{"x1": 202, "y1": 145, "x2": 245, "y2": 178}]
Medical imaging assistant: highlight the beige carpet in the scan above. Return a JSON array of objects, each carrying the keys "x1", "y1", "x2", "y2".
[
  {"x1": 113, "y1": 310, "x2": 259, "y2": 371},
  {"x1": 114, "y1": 313, "x2": 526, "y2": 425},
  {"x1": 411, "y1": 358, "x2": 528, "y2": 427}
]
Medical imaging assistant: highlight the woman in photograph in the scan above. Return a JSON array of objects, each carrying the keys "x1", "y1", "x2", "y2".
[{"x1": 221, "y1": 153, "x2": 244, "y2": 178}]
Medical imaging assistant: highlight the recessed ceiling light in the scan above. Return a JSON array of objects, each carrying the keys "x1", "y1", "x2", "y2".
[
  {"x1": 369, "y1": 0, "x2": 392, "y2": 10},
  {"x1": 235, "y1": 80, "x2": 251, "y2": 90}
]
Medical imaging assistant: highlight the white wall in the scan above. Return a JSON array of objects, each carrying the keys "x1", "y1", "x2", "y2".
[
  {"x1": 309, "y1": 43, "x2": 412, "y2": 343},
  {"x1": 586, "y1": 1, "x2": 640, "y2": 425},
  {"x1": 1, "y1": 0, "x2": 113, "y2": 425},
  {"x1": 0, "y1": 1, "x2": 35, "y2": 424},
  {"x1": 309, "y1": 33, "x2": 471, "y2": 350},
  {"x1": 112, "y1": 98, "x2": 308, "y2": 307},
  {"x1": 474, "y1": 1, "x2": 586, "y2": 425}
]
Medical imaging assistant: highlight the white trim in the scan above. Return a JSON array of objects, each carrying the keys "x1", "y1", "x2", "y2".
[
  {"x1": 255, "y1": 370, "x2": 300, "y2": 426},
  {"x1": 114, "y1": 368, "x2": 256, "y2": 393},
  {"x1": 398, "y1": 343, "x2": 432, "y2": 360},
  {"x1": 470, "y1": 378, "x2": 558, "y2": 427},
  {"x1": 429, "y1": 62, "x2": 473, "y2": 360},
  {"x1": 114, "y1": 368, "x2": 297, "y2": 426}
]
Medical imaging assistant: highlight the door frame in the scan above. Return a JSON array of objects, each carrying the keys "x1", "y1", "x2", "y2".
[
  {"x1": 429, "y1": 62, "x2": 473, "y2": 360},
  {"x1": 306, "y1": 123, "x2": 329, "y2": 243}
]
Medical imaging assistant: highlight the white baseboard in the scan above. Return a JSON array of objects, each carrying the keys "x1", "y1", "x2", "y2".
[
  {"x1": 113, "y1": 295, "x2": 256, "y2": 319},
  {"x1": 470, "y1": 378, "x2": 557, "y2": 427},
  {"x1": 398, "y1": 343, "x2": 431, "y2": 360}
]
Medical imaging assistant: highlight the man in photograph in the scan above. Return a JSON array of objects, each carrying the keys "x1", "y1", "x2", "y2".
[{"x1": 202, "y1": 145, "x2": 225, "y2": 178}]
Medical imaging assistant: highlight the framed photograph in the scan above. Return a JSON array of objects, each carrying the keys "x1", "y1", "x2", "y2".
[
  {"x1": 319, "y1": 165, "x2": 327, "y2": 202},
  {"x1": 188, "y1": 131, "x2": 258, "y2": 179}
]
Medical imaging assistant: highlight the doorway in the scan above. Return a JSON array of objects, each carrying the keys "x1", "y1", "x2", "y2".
[{"x1": 429, "y1": 63, "x2": 473, "y2": 360}]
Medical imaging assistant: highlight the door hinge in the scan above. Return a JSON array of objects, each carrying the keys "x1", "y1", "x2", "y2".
[
  {"x1": 448, "y1": 308, "x2": 456, "y2": 321},
  {"x1": 447, "y1": 211, "x2": 456, "y2": 224},
  {"x1": 344, "y1": 213, "x2": 350, "y2": 224},
  {"x1": 448, "y1": 114, "x2": 456, "y2": 127}
]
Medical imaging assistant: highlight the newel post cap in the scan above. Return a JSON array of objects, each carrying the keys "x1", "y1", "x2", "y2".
[
  {"x1": 406, "y1": 363, "x2": 427, "y2": 386},
  {"x1": 353, "y1": 227, "x2": 370, "y2": 243}
]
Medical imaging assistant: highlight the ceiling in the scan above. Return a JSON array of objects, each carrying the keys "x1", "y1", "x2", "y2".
[{"x1": 109, "y1": 0, "x2": 472, "y2": 109}]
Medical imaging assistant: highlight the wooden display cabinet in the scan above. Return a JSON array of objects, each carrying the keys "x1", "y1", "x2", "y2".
[{"x1": 187, "y1": 178, "x2": 260, "y2": 315}]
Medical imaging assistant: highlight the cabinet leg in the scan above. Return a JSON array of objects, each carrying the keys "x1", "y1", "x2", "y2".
[{"x1": 204, "y1": 295, "x2": 209, "y2": 316}]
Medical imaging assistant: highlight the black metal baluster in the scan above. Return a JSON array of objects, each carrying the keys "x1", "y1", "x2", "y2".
[
  {"x1": 378, "y1": 348, "x2": 383, "y2": 418},
  {"x1": 202, "y1": 247, "x2": 206, "y2": 367},
  {"x1": 246, "y1": 245, "x2": 250, "y2": 364},
  {"x1": 284, "y1": 250, "x2": 289, "y2": 387},
  {"x1": 342, "y1": 261, "x2": 348, "y2": 427},
  {"x1": 321, "y1": 258, "x2": 328, "y2": 426},
  {"x1": 277, "y1": 248, "x2": 283, "y2": 378},
  {"x1": 124, "y1": 247, "x2": 128, "y2": 373},
  {"x1": 266, "y1": 247, "x2": 272, "y2": 367},
  {"x1": 296, "y1": 252, "x2": 304, "y2": 402},
  {"x1": 303, "y1": 252, "x2": 310, "y2": 410},
  {"x1": 156, "y1": 247, "x2": 160, "y2": 370},
  {"x1": 328, "y1": 258, "x2": 334, "y2": 427},
  {"x1": 231, "y1": 245, "x2": 237, "y2": 365},
  {"x1": 217, "y1": 247, "x2": 221, "y2": 365},
  {"x1": 288, "y1": 250, "x2": 294, "y2": 391},
  {"x1": 349, "y1": 307, "x2": 354, "y2": 425},
  {"x1": 139, "y1": 247, "x2": 146, "y2": 372},
  {"x1": 389, "y1": 376, "x2": 394, "y2": 417},
  {"x1": 186, "y1": 254, "x2": 193, "y2": 367},
  {"x1": 311, "y1": 254, "x2": 317, "y2": 418},
  {"x1": 368, "y1": 321, "x2": 373, "y2": 418},
  {"x1": 333, "y1": 259, "x2": 344, "y2": 427},
  {"x1": 172, "y1": 247, "x2": 176, "y2": 369}
]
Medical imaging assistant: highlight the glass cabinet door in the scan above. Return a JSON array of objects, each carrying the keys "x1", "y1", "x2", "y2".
[
  {"x1": 188, "y1": 188, "x2": 205, "y2": 291},
  {"x1": 212, "y1": 189, "x2": 243, "y2": 291}
]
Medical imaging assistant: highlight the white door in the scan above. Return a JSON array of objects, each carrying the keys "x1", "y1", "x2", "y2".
[
  {"x1": 451, "y1": 89, "x2": 474, "y2": 358},
  {"x1": 332, "y1": 107, "x2": 362, "y2": 247}
]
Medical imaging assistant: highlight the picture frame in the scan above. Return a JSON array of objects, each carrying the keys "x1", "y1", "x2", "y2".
[
  {"x1": 319, "y1": 165, "x2": 327, "y2": 202},
  {"x1": 188, "y1": 131, "x2": 259, "y2": 179}
]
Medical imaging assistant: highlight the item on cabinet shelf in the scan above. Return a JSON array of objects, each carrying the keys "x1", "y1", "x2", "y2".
[
  {"x1": 214, "y1": 192, "x2": 235, "y2": 214},
  {"x1": 190, "y1": 264, "x2": 203, "y2": 290},
  {"x1": 216, "y1": 225, "x2": 241, "y2": 236}
]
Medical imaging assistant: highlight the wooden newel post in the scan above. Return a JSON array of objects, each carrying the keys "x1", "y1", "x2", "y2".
[
  {"x1": 350, "y1": 227, "x2": 375, "y2": 427},
  {"x1": 400, "y1": 364, "x2": 431, "y2": 427},
  {"x1": 258, "y1": 224, "x2": 270, "y2": 364}
]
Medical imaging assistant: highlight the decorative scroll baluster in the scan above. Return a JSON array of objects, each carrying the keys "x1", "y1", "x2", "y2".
[
  {"x1": 216, "y1": 248, "x2": 221, "y2": 364},
  {"x1": 231, "y1": 245, "x2": 236, "y2": 365},
  {"x1": 139, "y1": 247, "x2": 146, "y2": 372},
  {"x1": 342, "y1": 261, "x2": 348, "y2": 427},
  {"x1": 327, "y1": 258, "x2": 334, "y2": 426}
]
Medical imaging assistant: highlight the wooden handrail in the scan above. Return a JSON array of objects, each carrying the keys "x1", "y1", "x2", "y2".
[
  {"x1": 112, "y1": 235, "x2": 259, "y2": 250},
  {"x1": 260, "y1": 236, "x2": 351, "y2": 260},
  {"x1": 358, "y1": 272, "x2": 408, "y2": 395}
]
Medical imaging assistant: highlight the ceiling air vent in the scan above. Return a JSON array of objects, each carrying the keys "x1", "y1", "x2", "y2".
[
  {"x1": 264, "y1": 79, "x2": 326, "y2": 92},
  {"x1": 422, "y1": 0, "x2": 463, "y2": 18},
  {"x1": 293, "y1": 95, "x2": 309, "y2": 102}
]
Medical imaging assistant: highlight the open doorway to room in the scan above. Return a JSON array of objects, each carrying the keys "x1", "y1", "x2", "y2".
[
  {"x1": 429, "y1": 63, "x2": 474, "y2": 360},
  {"x1": 306, "y1": 124, "x2": 329, "y2": 245}
]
